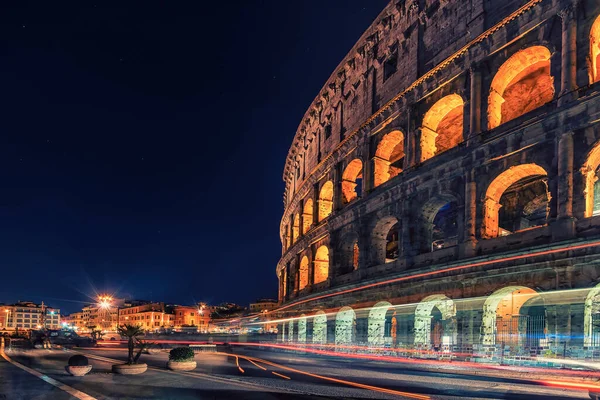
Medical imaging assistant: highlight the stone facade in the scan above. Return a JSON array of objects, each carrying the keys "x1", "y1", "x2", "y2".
[{"x1": 276, "y1": 0, "x2": 600, "y2": 356}]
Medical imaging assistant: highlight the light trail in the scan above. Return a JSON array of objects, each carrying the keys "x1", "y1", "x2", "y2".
[
  {"x1": 271, "y1": 371, "x2": 291, "y2": 380},
  {"x1": 541, "y1": 380, "x2": 600, "y2": 391},
  {"x1": 247, "y1": 358, "x2": 267, "y2": 371},
  {"x1": 223, "y1": 352, "x2": 430, "y2": 400},
  {"x1": 235, "y1": 355, "x2": 245, "y2": 374},
  {"x1": 274, "y1": 239, "x2": 600, "y2": 312}
]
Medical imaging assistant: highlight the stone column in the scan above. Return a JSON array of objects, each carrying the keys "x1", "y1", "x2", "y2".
[
  {"x1": 558, "y1": 3, "x2": 578, "y2": 107},
  {"x1": 327, "y1": 319, "x2": 336, "y2": 344},
  {"x1": 313, "y1": 183, "x2": 320, "y2": 225},
  {"x1": 468, "y1": 66, "x2": 482, "y2": 140},
  {"x1": 461, "y1": 170, "x2": 478, "y2": 257},
  {"x1": 554, "y1": 132, "x2": 576, "y2": 239},
  {"x1": 333, "y1": 162, "x2": 343, "y2": 211}
]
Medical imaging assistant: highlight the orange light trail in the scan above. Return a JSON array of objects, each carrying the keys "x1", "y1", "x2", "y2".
[
  {"x1": 275, "y1": 239, "x2": 600, "y2": 312},
  {"x1": 247, "y1": 358, "x2": 267, "y2": 371},
  {"x1": 541, "y1": 380, "x2": 600, "y2": 391},
  {"x1": 271, "y1": 371, "x2": 291, "y2": 380},
  {"x1": 223, "y1": 353, "x2": 429, "y2": 399},
  {"x1": 235, "y1": 356, "x2": 244, "y2": 374}
]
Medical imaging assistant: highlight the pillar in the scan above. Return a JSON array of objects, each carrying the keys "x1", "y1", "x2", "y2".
[
  {"x1": 461, "y1": 170, "x2": 478, "y2": 257},
  {"x1": 333, "y1": 162, "x2": 343, "y2": 211},
  {"x1": 554, "y1": 132, "x2": 576, "y2": 239},
  {"x1": 558, "y1": 3, "x2": 578, "y2": 106},
  {"x1": 468, "y1": 66, "x2": 482, "y2": 139}
]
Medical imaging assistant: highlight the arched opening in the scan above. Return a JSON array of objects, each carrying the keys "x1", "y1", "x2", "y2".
[
  {"x1": 483, "y1": 164, "x2": 549, "y2": 238},
  {"x1": 302, "y1": 199, "x2": 314, "y2": 234},
  {"x1": 584, "y1": 284, "x2": 600, "y2": 347},
  {"x1": 488, "y1": 46, "x2": 554, "y2": 129},
  {"x1": 481, "y1": 286, "x2": 546, "y2": 348},
  {"x1": 590, "y1": 15, "x2": 600, "y2": 84},
  {"x1": 582, "y1": 142, "x2": 600, "y2": 218},
  {"x1": 342, "y1": 159, "x2": 363, "y2": 204},
  {"x1": 297, "y1": 315, "x2": 307, "y2": 343},
  {"x1": 299, "y1": 256, "x2": 309, "y2": 290},
  {"x1": 318, "y1": 181, "x2": 334, "y2": 222},
  {"x1": 338, "y1": 234, "x2": 359, "y2": 275},
  {"x1": 421, "y1": 94, "x2": 464, "y2": 162},
  {"x1": 374, "y1": 130, "x2": 405, "y2": 187},
  {"x1": 313, "y1": 246, "x2": 329, "y2": 284},
  {"x1": 335, "y1": 306, "x2": 356, "y2": 346},
  {"x1": 421, "y1": 196, "x2": 459, "y2": 252},
  {"x1": 414, "y1": 294, "x2": 456, "y2": 349},
  {"x1": 368, "y1": 301, "x2": 396, "y2": 346},
  {"x1": 292, "y1": 214, "x2": 300, "y2": 244},
  {"x1": 287, "y1": 319, "x2": 294, "y2": 342},
  {"x1": 312, "y1": 311, "x2": 327, "y2": 344},
  {"x1": 371, "y1": 216, "x2": 399, "y2": 265}
]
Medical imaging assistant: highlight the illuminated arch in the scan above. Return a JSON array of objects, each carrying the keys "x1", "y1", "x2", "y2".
[
  {"x1": 368, "y1": 301, "x2": 394, "y2": 346},
  {"x1": 421, "y1": 94, "x2": 464, "y2": 162},
  {"x1": 481, "y1": 286, "x2": 544, "y2": 346},
  {"x1": 297, "y1": 315, "x2": 307, "y2": 343},
  {"x1": 341, "y1": 159, "x2": 363, "y2": 204},
  {"x1": 590, "y1": 15, "x2": 600, "y2": 84},
  {"x1": 374, "y1": 130, "x2": 404, "y2": 187},
  {"x1": 488, "y1": 46, "x2": 554, "y2": 129},
  {"x1": 371, "y1": 216, "x2": 399, "y2": 265},
  {"x1": 302, "y1": 199, "x2": 314, "y2": 234},
  {"x1": 582, "y1": 142, "x2": 600, "y2": 218},
  {"x1": 335, "y1": 306, "x2": 356, "y2": 345},
  {"x1": 292, "y1": 214, "x2": 300, "y2": 244},
  {"x1": 314, "y1": 246, "x2": 329, "y2": 284},
  {"x1": 312, "y1": 311, "x2": 327, "y2": 344},
  {"x1": 299, "y1": 256, "x2": 309, "y2": 290},
  {"x1": 414, "y1": 294, "x2": 456, "y2": 346},
  {"x1": 318, "y1": 181, "x2": 334, "y2": 222},
  {"x1": 482, "y1": 164, "x2": 548, "y2": 238}
]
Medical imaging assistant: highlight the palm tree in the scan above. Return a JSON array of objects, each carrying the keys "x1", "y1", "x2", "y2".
[{"x1": 117, "y1": 324, "x2": 145, "y2": 364}]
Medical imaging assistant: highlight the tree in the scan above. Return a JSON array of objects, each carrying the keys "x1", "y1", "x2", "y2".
[{"x1": 117, "y1": 324, "x2": 152, "y2": 364}]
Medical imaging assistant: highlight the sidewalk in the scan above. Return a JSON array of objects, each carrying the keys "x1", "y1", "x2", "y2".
[{"x1": 0, "y1": 356, "x2": 75, "y2": 400}]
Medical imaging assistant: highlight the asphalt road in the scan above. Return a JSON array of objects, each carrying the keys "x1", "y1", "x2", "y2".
[{"x1": 0, "y1": 347, "x2": 592, "y2": 400}]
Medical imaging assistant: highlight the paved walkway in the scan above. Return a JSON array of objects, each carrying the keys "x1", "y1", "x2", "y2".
[{"x1": 0, "y1": 356, "x2": 75, "y2": 400}]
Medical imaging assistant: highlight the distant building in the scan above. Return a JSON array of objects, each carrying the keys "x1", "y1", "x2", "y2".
[
  {"x1": 249, "y1": 299, "x2": 278, "y2": 313},
  {"x1": 81, "y1": 297, "x2": 125, "y2": 332},
  {"x1": 63, "y1": 311, "x2": 86, "y2": 331},
  {"x1": 172, "y1": 305, "x2": 210, "y2": 332},
  {"x1": 118, "y1": 302, "x2": 173, "y2": 330},
  {"x1": 1, "y1": 301, "x2": 60, "y2": 331}
]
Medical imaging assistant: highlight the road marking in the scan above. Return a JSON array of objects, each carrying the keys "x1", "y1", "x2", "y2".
[
  {"x1": 272, "y1": 371, "x2": 291, "y2": 380},
  {"x1": 0, "y1": 350, "x2": 97, "y2": 400},
  {"x1": 226, "y1": 353, "x2": 430, "y2": 400}
]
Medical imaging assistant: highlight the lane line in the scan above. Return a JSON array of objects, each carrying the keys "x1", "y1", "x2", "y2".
[
  {"x1": 272, "y1": 371, "x2": 291, "y2": 380},
  {"x1": 0, "y1": 350, "x2": 97, "y2": 400},
  {"x1": 227, "y1": 353, "x2": 430, "y2": 400}
]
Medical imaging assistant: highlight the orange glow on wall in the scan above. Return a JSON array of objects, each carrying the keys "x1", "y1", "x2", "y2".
[
  {"x1": 582, "y1": 142, "x2": 600, "y2": 218},
  {"x1": 302, "y1": 198, "x2": 313, "y2": 234},
  {"x1": 292, "y1": 214, "x2": 300, "y2": 244},
  {"x1": 488, "y1": 46, "x2": 553, "y2": 129},
  {"x1": 591, "y1": 15, "x2": 600, "y2": 84},
  {"x1": 374, "y1": 130, "x2": 404, "y2": 187},
  {"x1": 299, "y1": 256, "x2": 309, "y2": 290},
  {"x1": 352, "y1": 242, "x2": 359, "y2": 270},
  {"x1": 420, "y1": 94, "x2": 463, "y2": 162},
  {"x1": 318, "y1": 181, "x2": 334, "y2": 222},
  {"x1": 341, "y1": 159, "x2": 363, "y2": 204},
  {"x1": 483, "y1": 164, "x2": 547, "y2": 238},
  {"x1": 313, "y1": 245, "x2": 329, "y2": 284}
]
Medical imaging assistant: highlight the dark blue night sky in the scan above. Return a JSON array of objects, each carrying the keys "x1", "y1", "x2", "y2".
[{"x1": 0, "y1": 1, "x2": 388, "y2": 313}]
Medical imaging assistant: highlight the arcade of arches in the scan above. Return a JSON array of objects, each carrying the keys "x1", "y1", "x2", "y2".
[
  {"x1": 318, "y1": 181, "x2": 334, "y2": 222},
  {"x1": 421, "y1": 94, "x2": 464, "y2": 162},
  {"x1": 313, "y1": 246, "x2": 329, "y2": 284},
  {"x1": 342, "y1": 159, "x2": 363, "y2": 204},
  {"x1": 374, "y1": 131, "x2": 404, "y2": 187}
]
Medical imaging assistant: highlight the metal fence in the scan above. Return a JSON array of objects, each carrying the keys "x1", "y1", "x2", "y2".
[{"x1": 495, "y1": 315, "x2": 546, "y2": 355}]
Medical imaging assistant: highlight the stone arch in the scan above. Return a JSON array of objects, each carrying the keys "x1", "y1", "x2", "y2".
[
  {"x1": 342, "y1": 159, "x2": 363, "y2": 204},
  {"x1": 299, "y1": 256, "x2": 309, "y2": 290},
  {"x1": 414, "y1": 294, "x2": 456, "y2": 347},
  {"x1": 335, "y1": 306, "x2": 356, "y2": 345},
  {"x1": 374, "y1": 130, "x2": 405, "y2": 187},
  {"x1": 292, "y1": 214, "x2": 300, "y2": 244},
  {"x1": 488, "y1": 46, "x2": 554, "y2": 129},
  {"x1": 371, "y1": 215, "x2": 400, "y2": 265},
  {"x1": 302, "y1": 199, "x2": 314, "y2": 234},
  {"x1": 297, "y1": 315, "x2": 307, "y2": 343},
  {"x1": 590, "y1": 14, "x2": 600, "y2": 84},
  {"x1": 338, "y1": 232, "x2": 359, "y2": 275},
  {"x1": 368, "y1": 301, "x2": 396, "y2": 346},
  {"x1": 481, "y1": 286, "x2": 545, "y2": 346},
  {"x1": 421, "y1": 94, "x2": 464, "y2": 162},
  {"x1": 318, "y1": 181, "x2": 334, "y2": 222},
  {"x1": 314, "y1": 245, "x2": 329, "y2": 284},
  {"x1": 420, "y1": 194, "x2": 460, "y2": 253},
  {"x1": 582, "y1": 142, "x2": 600, "y2": 218},
  {"x1": 312, "y1": 311, "x2": 327, "y2": 344},
  {"x1": 482, "y1": 164, "x2": 549, "y2": 238}
]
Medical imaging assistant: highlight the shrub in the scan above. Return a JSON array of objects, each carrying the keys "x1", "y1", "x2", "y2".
[
  {"x1": 169, "y1": 347, "x2": 195, "y2": 362},
  {"x1": 68, "y1": 354, "x2": 89, "y2": 367}
]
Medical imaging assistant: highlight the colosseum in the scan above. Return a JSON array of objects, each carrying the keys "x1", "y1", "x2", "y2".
[{"x1": 275, "y1": 0, "x2": 600, "y2": 360}]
